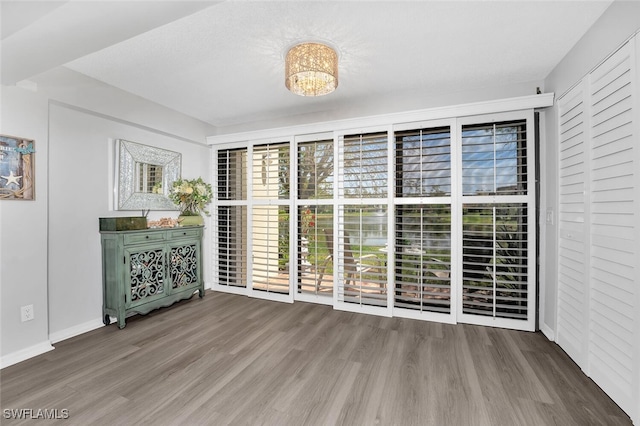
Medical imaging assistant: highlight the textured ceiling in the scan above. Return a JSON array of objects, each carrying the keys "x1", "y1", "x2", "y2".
[{"x1": 3, "y1": 1, "x2": 612, "y2": 132}]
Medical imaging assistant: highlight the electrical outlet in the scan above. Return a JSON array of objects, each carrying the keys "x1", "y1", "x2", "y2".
[{"x1": 20, "y1": 305, "x2": 34, "y2": 322}]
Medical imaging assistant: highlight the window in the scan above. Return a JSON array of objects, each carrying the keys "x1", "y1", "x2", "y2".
[
  {"x1": 460, "y1": 118, "x2": 533, "y2": 326},
  {"x1": 461, "y1": 204, "x2": 529, "y2": 319},
  {"x1": 297, "y1": 139, "x2": 334, "y2": 297},
  {"x1": 395, "y1": 204, "x2": 451, "y2": 313},
  {"x1": 340, "y1": 132, "x2": 387, "y2": 198},
  {"x1": 462, "y1": 121, "x2": 527, "y2": 196},
  {"x1": 252, "y1": 143, "x2": 291, "y2": 294},
  {"x1": 212, "y1": 110, "x2": 536, "y2": 331},
  {"x1": 216, "y1": 149, "x2": 247, "y2": 288},
  {"x1": 338, "y1": 205, "x2": 388, "y2": 307},
  {"x1": 395, "y1": 127, "x2": 451, "y2": 197}
]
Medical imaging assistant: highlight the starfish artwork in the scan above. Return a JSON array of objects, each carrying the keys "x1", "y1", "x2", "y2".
[
  {"x1": 1, "y1": 134, "x2": 35, "y2": 200},
  {"x1": 1, "y1": 171, "x2": 23, "y2": 187}
]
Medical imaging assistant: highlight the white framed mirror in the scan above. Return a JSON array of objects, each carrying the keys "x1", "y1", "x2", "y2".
[{"x1": 115, "y1": 139, "x2": 181, "y2": 210}]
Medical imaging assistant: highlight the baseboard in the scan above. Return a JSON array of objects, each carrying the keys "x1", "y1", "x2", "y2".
[
  {"x1": 49, "y1": 318, "x2": 105, "y2": 344},
  {"x1": 0, "y1": 341, "x2": 54, "y2": 369},
  {"x1": 539, "y1": 323, "x2": 555, "y2": 341}
]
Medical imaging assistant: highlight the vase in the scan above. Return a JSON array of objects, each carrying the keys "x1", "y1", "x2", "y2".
[{"x1": 178, "y1": 214, "x2": 204, "y2": 227}]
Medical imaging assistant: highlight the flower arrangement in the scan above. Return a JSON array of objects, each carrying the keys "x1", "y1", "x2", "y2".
[{"x1": 169, "y1": 177, "x2": 213, "y2": 216}]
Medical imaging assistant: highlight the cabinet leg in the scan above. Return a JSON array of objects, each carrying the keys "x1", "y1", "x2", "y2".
[
  {"x1": 117, "y1": 317, "x2": 126, "y2": 329},
  {"x1": 199, "y1": 288, "x2": 204, "y2": 298},
  {"x1": 103, "y1": 314, "x2": 111, "y2": 326}
]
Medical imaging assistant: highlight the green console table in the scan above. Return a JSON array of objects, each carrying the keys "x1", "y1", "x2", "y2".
[{"x1": 99, "y1": 226, "x2": 204, "y2": 328}]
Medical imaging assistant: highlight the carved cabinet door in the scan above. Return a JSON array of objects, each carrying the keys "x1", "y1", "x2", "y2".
[{"x1": 124, "y1": 246, "x2": 168, "y2": 307}]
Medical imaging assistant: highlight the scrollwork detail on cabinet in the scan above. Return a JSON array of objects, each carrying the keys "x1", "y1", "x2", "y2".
[
  {"x1": 129, "y1": 249, "x2": 165, "y2": 301},
  {"x1": 170, "y1": 244, "x2": 198, "y2": 288}
]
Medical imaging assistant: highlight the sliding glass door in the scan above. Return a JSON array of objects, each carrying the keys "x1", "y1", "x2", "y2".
[{"x1": 212, "y1": 110, "x2": 536, "y2": 330}]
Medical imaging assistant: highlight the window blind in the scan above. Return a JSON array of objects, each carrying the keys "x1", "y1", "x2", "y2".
[
  {"x1": 462, "y1": 121, "x2": 527, "y2": 196},
  {"x1": 298, "y1": 139, "x2": 333, "y2": 200},
  {"x1": 252, "y1": 143, "x2": 290, "y2": 200},
  {"x1": 395, "y1": 127, "x2": 451, "y2": 197},
  {"x1": 217, "y1": 148, "x2": 249, "y2": 289},
  {"x1": 394, "y1": 205, "x2": 451, "y2": 313},
  {"x1": 252, "y1": 205, "x2": 290, "y2": 294},
  {"x1": 340, "y1": 132, "x2": 388, "y2": 198},
  {"x1": 338, "y1": 205, "x2": 388, "y2": 307},
  {"x1": 462, "y1": 204, "x2": 529, "y2": 320},
  {"x1": 297, "y1": 205, "x2": 334, "y2": 296},
  {"x1": 217, "y1": 206, "x2": 247, "y2": 288},
  {"x1": 218, "y1": 148, "x2": 247, "y2": 200}
]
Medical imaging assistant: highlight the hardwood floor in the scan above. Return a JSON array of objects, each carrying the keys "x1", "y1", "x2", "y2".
[{"x1": 1, "y1": 291, "x2": 631, "y2": 425}]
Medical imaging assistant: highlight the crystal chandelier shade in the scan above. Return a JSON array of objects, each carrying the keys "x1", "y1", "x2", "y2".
[{"x1": 285, "y1": 42, "x2": 338, "y2": 96}]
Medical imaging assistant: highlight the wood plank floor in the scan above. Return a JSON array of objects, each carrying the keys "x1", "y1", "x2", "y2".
[{"x1": 1, "y1": 291, "x2": 631, "y2": 425}]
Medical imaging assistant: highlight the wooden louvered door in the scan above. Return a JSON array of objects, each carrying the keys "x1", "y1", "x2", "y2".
[
  {"x1": 556, "y1": 38, "x2": 639, "y2": 421},
  {"x1": 586, "y1": 41, "x2": 637, "y2": 415},
  {"x1": 557, "y1": 81, "x2": 589, "y2": 366}
]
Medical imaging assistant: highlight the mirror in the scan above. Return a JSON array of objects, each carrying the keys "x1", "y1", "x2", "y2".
[{"x1": 116, "y1": 139, "x2": 181, "y2": 210}]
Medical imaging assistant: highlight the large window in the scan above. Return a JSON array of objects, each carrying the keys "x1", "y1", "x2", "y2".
[{"x1": 212, "y1": 111, "x2": 536, "y2": 331}]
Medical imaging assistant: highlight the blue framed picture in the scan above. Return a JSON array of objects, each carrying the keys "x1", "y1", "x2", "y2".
[{"x1": 0, "y1": 134, "x2": 35, "y2": 200}]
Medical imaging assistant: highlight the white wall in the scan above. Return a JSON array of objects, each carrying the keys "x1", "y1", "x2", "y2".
[
  {"x1": 0, "y1": 86, "x2": 53, "y2": 364},
  {"x1": 541, "y1": 0, "x2": 640, "y2": 341},
  {"x1": 47, "y1": 104, "x2": 211, "y2": 341},
  {"x1": 1, "y1": 70, "x2": 214, "y2": 367}
]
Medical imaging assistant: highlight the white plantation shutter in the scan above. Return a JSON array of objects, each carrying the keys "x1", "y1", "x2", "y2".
[
  {"x1": 461, "y1": 203, "x2": 530, "y2": 320},
  {"x1": 461, "y1": 122, "x2": 527, "y2": 196},
  {"x1": 217, "y1": 206, "x2": 248, "y2": 288},
  {"x1": 394, "y1": 204, "x2": 451, "y2": 314},
  {"x1": 587, "y1": 42, "x2": 636, "y2": 413},
  {"x1": 459, "y1": 117, "x2": 535, "y2": 330},
  {"x1": 394, "y1": 127, "x2": 451, "y2": 196},
  {"x1": 393, "y1": 125, "x2": 452, "y2": 319},
  {"x1": 557, "y1": 82, "x2": 588, "y2": 366},
  {"x1": 216, "y1": 149, "x2": 248, "y2": 290},
  {"x1": 252, "y1": 205, "x2": 290, "y2": 294},
  {"x1": 340, "y1": 132, "x2": 388, "y2": 198},
  {"x1": 251, "y1": 143, "x2": 291, "y2": 296},
  {"x1": 297, "y1": 139, "x2": 334, "y2": 299},
  {"x1": 337, "y1": 205, "x2": 388, "y2": 308}
]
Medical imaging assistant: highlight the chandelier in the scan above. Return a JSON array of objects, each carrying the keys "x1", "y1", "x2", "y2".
[{"x1": 285, "y1": 42, "x2": 338, "y2": 96}]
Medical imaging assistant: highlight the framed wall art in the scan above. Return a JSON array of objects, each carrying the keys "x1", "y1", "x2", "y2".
[{"x1": 0, "y1": 134, "x2": 35, "y2": 200}]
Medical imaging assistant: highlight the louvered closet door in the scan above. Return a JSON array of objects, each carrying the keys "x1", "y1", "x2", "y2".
[
  {"x1": 586, "y1": 41, "x2": 636, "y2": 413},
  {"x1": 555, "y1": 38, "x2": 639, "y2": 422},
  {"x1": 557, "y1": 83, "x2": 588, "y2": 367}
]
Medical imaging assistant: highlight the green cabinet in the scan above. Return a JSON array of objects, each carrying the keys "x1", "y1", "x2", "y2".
[{"x1": 100, "y1": 226, "x2": 204, "y2": 328}]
